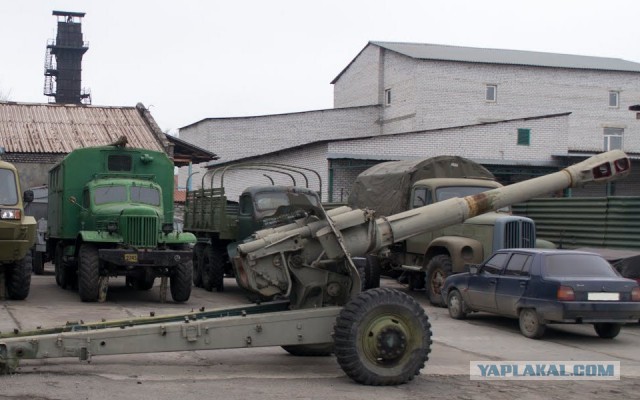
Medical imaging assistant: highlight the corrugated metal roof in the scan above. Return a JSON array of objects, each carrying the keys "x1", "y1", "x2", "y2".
[
  {"x1": 0, "y1": 102, "x2": 164, "y2": 153},
  {"x1": 371, "y1": 41, "x2": 640, "y2": 72}
]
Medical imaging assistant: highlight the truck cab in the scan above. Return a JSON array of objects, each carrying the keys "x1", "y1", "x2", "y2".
[
  {"x1": 0, "y1": 160, "x2": 36, "y2": 300},
  {"x1": 400, "y1": 177, "x2": 541, "y2": 305}
]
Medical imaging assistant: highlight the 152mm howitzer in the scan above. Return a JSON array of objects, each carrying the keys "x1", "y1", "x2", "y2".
[{"x1": 0, "y1": 150, "x2": 630, "y2": 385}]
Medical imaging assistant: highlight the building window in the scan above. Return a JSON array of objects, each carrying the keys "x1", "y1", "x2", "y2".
[
  {"x1": 486, "y1": 85, "x2": 497, "y2": 102},
  {"x1": 604, "y1": 128, "x2": 623, "y2": 150},
  {"x1": 384, "y1": 89, "x2": 392, "y2": 106},
  {"x1": 517, "y1": 128, "x2": 530, "y2": 146},
  {"x1": 609, "y1": 91, "x2": 619, "y2": 108}
]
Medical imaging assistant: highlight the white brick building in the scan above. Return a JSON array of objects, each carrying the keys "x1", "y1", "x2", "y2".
[{"x1": 179, "y1": 41, "x2": 640, "y2": 202}]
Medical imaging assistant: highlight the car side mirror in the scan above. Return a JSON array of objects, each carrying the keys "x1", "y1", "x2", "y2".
[
  {"x1": 467, "y1": 264, "x2": 479, "y2": 275},
  {"x1": 23, "y1": 190, "x2": 34, "y2": 203}
]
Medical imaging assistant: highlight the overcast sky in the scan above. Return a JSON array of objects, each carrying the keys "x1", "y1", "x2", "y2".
[{"x1": 2, "y1": 0, "x2": 640, "y2": 134}]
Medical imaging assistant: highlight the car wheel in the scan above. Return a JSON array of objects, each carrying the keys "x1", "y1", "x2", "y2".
[
  {"x1": 518, "y1": 308, "x2": 546, "y2": 339},
  {"x1": 594, "y1": 323, "x2": 622, "y2": 339},
  {"x1": 447, "y1": 289, "x2": 467, "y2": 320}
]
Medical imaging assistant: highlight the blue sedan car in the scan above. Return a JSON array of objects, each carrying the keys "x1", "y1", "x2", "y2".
[{"x1": 442, "y1": 248, "x2": 640, "y2": 339}]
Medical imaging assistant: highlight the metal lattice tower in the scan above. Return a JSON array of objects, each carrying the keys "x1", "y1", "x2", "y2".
[{"x1": 43, "y1": 11, "x2": 91, "y2": 105}]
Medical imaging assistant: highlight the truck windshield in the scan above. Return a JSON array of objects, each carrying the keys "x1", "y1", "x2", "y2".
[
  {"x1": 0, "y1": 168, "x2": 18, "y2": 205},
  {"x1": 254, "y1": 192, "x2": 320, "y2": 212},
  {"x1": 94, "y1": 186, "x2": 127, "y2": 205},
  {"x1": 131, "y1": 186, "x2": 161, "y2": 206},
  {"x1": 254, "y1": 192, "x2": 291, "y2": 212}
]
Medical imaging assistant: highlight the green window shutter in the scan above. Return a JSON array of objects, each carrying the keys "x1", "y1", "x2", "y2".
[{"x1": 517, "y1": 128, "x2": 530, "y2": 146}]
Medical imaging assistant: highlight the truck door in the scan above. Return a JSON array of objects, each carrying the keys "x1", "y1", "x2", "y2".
[
  {"x1": 495, "y1": 253, "x2": 532, "y2": 317},
  {"x1": 236, "y1": 193, "x2": 255, "y2": 240},
  {"x1": 466, "y1": 252, "x2": 507, "y2": 312}
]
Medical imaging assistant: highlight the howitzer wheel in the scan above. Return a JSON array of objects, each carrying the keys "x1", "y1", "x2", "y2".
[{"x1": 334, "y1": 287, "x2": 432, "y2": 386}]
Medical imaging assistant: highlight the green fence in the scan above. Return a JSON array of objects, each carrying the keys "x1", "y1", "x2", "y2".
[{"x1": 512, "y1": 197, "x2": 640, "y2": 250}]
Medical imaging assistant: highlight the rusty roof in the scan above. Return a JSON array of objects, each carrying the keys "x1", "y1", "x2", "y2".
[{"x1": 0, "y1": 102, "x2": 165, "y2": 154}]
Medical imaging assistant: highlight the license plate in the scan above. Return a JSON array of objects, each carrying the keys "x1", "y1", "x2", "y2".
[
  {"x1": 124, "y1": 253, "x2": 138, "y2": 263},
  {"x1": 588, "y1": 292, "x2": 619, "y2": 301}
]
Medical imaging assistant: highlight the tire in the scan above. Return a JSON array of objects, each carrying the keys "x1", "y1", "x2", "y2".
[
  {"x1": 281, "y1": 343, "x2": 334, "y2": 357},
  {"x1": 594, "y1": 323, "x2": 622, "y2": 339},
  {"x1": 447, "y1": 289, "x2": 468, "y2": 320},
  {"x1": 352, "y1": 257, "x2": 367, "y2": 291},
  {"x1": 193, "y1": 244, "x2": 205, "y2": 288},
  {"x1": 518, "y1": 308, "x2": 546, "y2": 339},
  {"x1": 407, "y1": 272, "x2": 425, "y2": 291},
  {"x1": 425, "y1": 254, "x2": 452, "y2": 306},
  {"x1": 334, "y1": 287, "x2": 432, "y2": 386},
  {"x1": 6, "y1": 257, "x2": 31, "y2": 300},
  {"x1": 78, "y1": 244, "x2": 101, "y2": 302},
  {"x1": 134, "y1": 268, "x2": 156, "y2": 291},
  {"x1": 170, "y1": 258, "x2": 193, "y2": 303},
  {"x1": 33, "y1": 251, "x2": 45, "y2": 275},
  {"x1": 201, "y1": 245, "x2": 225, "y2": 292},
  {"x1": 363, "y1": 255, "x2": 381, "y2": 290},
  {"x1": 55, "y1": 243, "x2": 76, "y2": 290}
]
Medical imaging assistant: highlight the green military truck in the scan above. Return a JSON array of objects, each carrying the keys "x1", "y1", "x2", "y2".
[
  {"x1": 349, "y1": 155, "x2": 552, "y2": 305},
  {"x1": 183, "y1": 164, "x2": 326, "y2": 293},
  {"x1": 45, "y1": 141, "x2": 196, "y2": 302},
  {"x1": 0, "y1": 160, "x2": 36, "y2": 300}
]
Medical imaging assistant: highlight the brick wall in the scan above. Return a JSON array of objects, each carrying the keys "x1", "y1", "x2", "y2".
[{"x1": 334, "y1": 44, "x2": 640, "y2": 153}]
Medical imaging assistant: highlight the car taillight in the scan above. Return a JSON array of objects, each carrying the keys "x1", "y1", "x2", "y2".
[
  {"x1": 557, "y1": 285, "x2": 575, "y2": 301},
  {"x1": 632, "y1": 287, "x2": 640, "y2": 302}
]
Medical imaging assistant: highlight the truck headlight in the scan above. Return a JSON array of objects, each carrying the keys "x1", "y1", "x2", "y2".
[
  {"x1": 162, "y1": 223, "x2": 173, "y2": 234},
  {"x1": 0, "y1": 209, "x2": 21, "y2": 220},
  {"x1": 107, "y1": 221, "x2": 118, "y2": 233}
]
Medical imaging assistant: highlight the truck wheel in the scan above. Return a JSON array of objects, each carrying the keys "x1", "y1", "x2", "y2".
[
  {"x1": 134, "y1": 268, "x2": 156, "y2": 291},
  {"x1": 170, "y1": 258, "x2": 193, "y2": 303},
  {"x1": 32, "y1": 250, "x2": 45, "y2": 275},
  {"x1": 193, "y1": 244, "x2": 205, "y2": 288},
  {"x1": 518, "y1": 308, "x2": 546, "y2": 339},
  {"x1": 78, "y1": 244, "x2": 101, "y2": 302},
  {"x1": 425, "y1": 254, "x2": 452, "y2": 306},
  {"x1": 594, "y1": 323, "x2": 622, "y2": 339},
  {"x1": 201, "y1": 245, "x2": 225, "y2": 292},
  {"x1": 6, "y1": 257, "x2": 31, "y2": 300},
  {"x1": 281, "y1": 343, "x2": 334, "y2": 356},
  {"x1": 55, "y1": 243, "x2": 75, "y2": 289},
  {"x1": 334, "y1": 287, "x2": 432, "y2": 386}
]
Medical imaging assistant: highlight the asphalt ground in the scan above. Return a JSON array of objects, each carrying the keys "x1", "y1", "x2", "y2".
[{"x1": 0, "y1": 266, "x2": 638, "y2": 400}]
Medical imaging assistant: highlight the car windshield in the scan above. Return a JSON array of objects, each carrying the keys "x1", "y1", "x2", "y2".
[
  {"x1": 253, "y1": 192, "x2": 320, "y2": 212},
  {"x1": 94, "y1": 185, "x2": 127, "y2": 205},
  {"x1": 0, "y1": 168, "x2": 18, "y2": 205},
  {"x1": 131, "y1": 186, "x2": 161, "y2": 206},
  {"x1": 543, "y1": 254, "x2": 620, "y2": 278}
]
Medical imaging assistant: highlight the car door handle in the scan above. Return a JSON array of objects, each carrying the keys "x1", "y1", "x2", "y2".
[
  {"x1": 489, "y1": 280, "x2": 496, "y2": 285},
  {"x1": 519, "y1": 281, "x2": 527, "y2": 287}
]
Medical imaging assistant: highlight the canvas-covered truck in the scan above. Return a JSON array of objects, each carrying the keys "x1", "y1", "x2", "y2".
[
  {"x1": 0, "y1": 151, "x2": 628, "y2": 384},
  {"x1": 183, "y1": 163, "x2": 326, "y2": 293},
  {"x1": 0, "y1": 161, "x2": 36, "y2": 300},
  {"x1": 349, "y1": 155, "x2": 554, "y2": 305},
  {"x1": 46, "y1": 139, "x2": 196, "y2": 302}
]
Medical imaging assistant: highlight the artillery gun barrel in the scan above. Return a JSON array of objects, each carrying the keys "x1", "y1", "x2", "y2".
[{"x1": 238, "y1": 150, "x2": 630, "y2": 258}]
